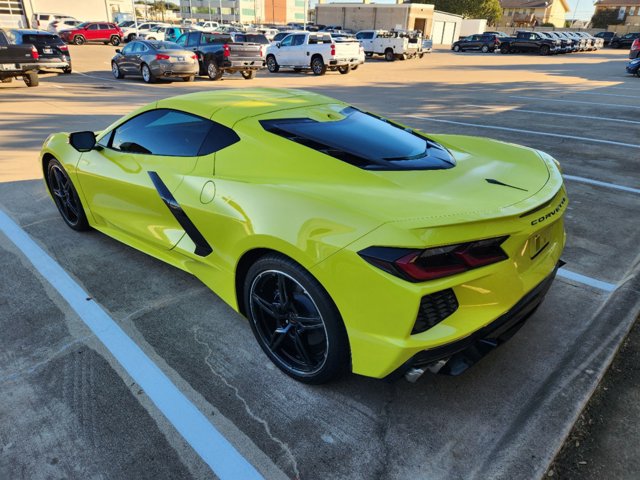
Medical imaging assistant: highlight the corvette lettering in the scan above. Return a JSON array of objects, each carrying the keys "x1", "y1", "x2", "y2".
[{"x1": 531, "y1": 196, "x2": 567, "y2": 225}]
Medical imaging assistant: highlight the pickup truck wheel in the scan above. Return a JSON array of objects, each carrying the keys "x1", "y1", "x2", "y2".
[
  {"x1": 110, "y1": 36, "x2": 121, "y2": 46},
  {"x1": 266, "y1": 55, "x2": 279, "y2": 73},
  {"x1": 500, "y1": 44, "x2": 510, "y2": 54},
  {"x1": 418, "y1": 53, "x2": 424, "y2": 59},
  {"x1": 206, "y1": 60, "x2": 223, "y2": 80},
  {"x1": 62, "y1": 66, "x2": 72, "y2": 74},
  {"x1": 365, "y1": 52, "x2": 373, "y2": 58},
  {"x1": 73, "y1": 35, "x2": 85, "y2": 45},
  {"x1": 384, "y1": 48, "x2": 395, "y2": 61},
  {"x1": 241, "y1": 70, "x2": 256, "y2": 80},
  {"x1": 141, "y1": 63, "x2": 156, "y2": 83},
  {"x1": 351, "y1": 64, "x2": 359, "y2": 71},
  {"x1": 23, "y1": 72, "x2": 39, "y2": 87},
  {"x1": 539, "y1": 45, "x2": 550, "y2": 55},
  {"x1": 1, "y1": 77, "x2": 13, "y2": 83},
  {"x1": 112, "y1": 62, "x2": 124, "y2": 79},
  {"x1": 311, "y1": 56, "x2": 327, "y2": 75},
  {"x1": 337, "y1": 65, "x2": 350, "y2": 74},
  {"x1": 481, "y1": 45, "x2": 490, "y2": 53}
]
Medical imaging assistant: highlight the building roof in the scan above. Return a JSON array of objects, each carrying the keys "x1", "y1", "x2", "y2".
[
  {"x1": 499, "y1": 0, "x2": 570, "y2": 12},
  {"x1": 595, "y1": 0, "x2": 640, "y2": 6}
]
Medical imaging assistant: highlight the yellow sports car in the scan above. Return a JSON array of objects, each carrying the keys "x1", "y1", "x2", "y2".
[{"x1": 40, "y1": 88, "x2": 567, "y2": 383}]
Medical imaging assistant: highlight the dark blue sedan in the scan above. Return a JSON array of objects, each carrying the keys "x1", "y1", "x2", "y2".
[{"x1": 626, "y1": 57, "x2": 640, "y2": 77}]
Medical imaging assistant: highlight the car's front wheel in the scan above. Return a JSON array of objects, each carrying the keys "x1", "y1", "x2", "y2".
[
  {"x1": 244, "y1": 254, "x2": 350, "y2": 384},
  {"x1": 46, "y1": 157, "x2": 90, "y2": 231}
]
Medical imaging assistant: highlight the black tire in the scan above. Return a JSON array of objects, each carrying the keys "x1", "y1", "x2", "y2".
[
  {"x1": 500, "y1": 44, "x2": 510, "y2": 54},
  {"x1": 23, "y1": 72, "x2": 38, "y2": 87},
  {"x1": 147, "y1": 37, "x2": 156, "y2": 41},
  {"x1": 46, "y1": 157, "x2": 90, "y2": 231},
  {"x1": 110, "y1": 36, "x2": 121, "y2": 46},
  {"x1": 453, "y1": 44, "x2": 460, "y2": 52},
  {"x1": 73, "y1": 35, "x2": 85, "y2": 45},
  {"x1": 127, "y1": 33, "x2": 136, "y2": 42},
  {"x1": 183, "y1": 75, "x2": 195, "y2": 82},
  {"x1": 481, "y1": 45, "x2": 489, "y2": 53},
  {"x1": 612, "y1": 42, "x2": 620, "y2": 49},
  {"x1": 206, "y1": 59, "x2": 223, "y2": 80},
  {"x1": 243, "y1": 254, "x2": 350, "y2": 384},
  {"x1": 241, "y1": 70, "x2": 256, "y2": 80},
  {"x1": 266, "y1": 55, "x2": 279, "y2": 73},
  {"x1": 62, "y1": 66, "x2": 72, "y2": 74},
  {"x1": 112, "y1": 61, "x2": 124, "y2": 79},
  {"x1": 310, "y1": 56, "x2": 327, "y2": 75},
  {"x1": 337, "y1": 65, "x2": 350, "y2": 74},
  {"x1": 351, "y1": 64, "x2": 359, "y2": 70},
  {"x1": 141, "y1": 63, "x2": 156, "y2": 83},
  {"x1": 540, "y1": 45, "x2": 550, "y2": 55},
  {"x1": 365, "y1": 52, "x2": 373, "y2": 58},
  {"x1": 636, "y1": 70, "x2": 640, "y2": 78},
  {"x1": 384, "y1": 48, "x2": 395, "y2": 61},
  {"x1": 418, "y1": 52, "x2": 424, "y2": 59}
]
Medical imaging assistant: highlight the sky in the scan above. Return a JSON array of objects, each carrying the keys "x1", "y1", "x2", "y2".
[{"x1": 167, "y1": 0, "x2": 597, "y2": 21}]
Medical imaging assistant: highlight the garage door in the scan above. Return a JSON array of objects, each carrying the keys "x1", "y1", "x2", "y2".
[{"x1": 432, "y1": 20, "x2": 458, "y2": 45}]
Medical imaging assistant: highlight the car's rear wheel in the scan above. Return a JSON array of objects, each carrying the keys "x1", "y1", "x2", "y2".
[
  {"x1": 23, "y1": 72, "x2": 38, "y2": 87},
  {"x1": 73, "y1": 35, "x2": 85, "y2": 45},
  {"x1": 311, "y1": 56, "x2": 327, "y2": 75},
  {"x1": 244, "y1": 254, "x2": 350, "y2": 384},
  {"x1": 241, "y1": 69, "x2": 256, "y2": 79},
  {"x1": 46, "y1": 158, "x2": 89, "y2": 231},
  {"x1": 266, "y1": 55, "x2": 279, "y2": 73},
  {"x1": 62, "y1": 66, "x2": 72, "y2": 74},
  {"x1": 127, "y1": 33, "x2": 136, "y2": 42},
  {"x1": 112, "y1": 61, "x2": 124, "y2": 79},
  {"x1": 384, "y1": 48, "x2": 395, "y2": 61},
  {"x1": 337, "y1": 65, "x2": 350, "y2": 74},
  {"x1": 206, "y1": 60, "x2": 223, "y2": 80},
  {"x1": 481, "y1": 45, "x2": 489, "y2": 53},
  {"x1": 110, "y1": 36, "x2": 121, "y2": 46},
  {"x1": 500, "y1": 44, "x2": 509, "y2": 54},
  {"x1": 540, "y1": 45, "x2": 550, "y2": 55},
  {"x1": 141, "y1": 63, "x2": 155, "y2": 83}
]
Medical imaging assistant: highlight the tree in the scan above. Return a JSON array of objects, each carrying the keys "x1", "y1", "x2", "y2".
[
  {"x1": 590, "y1": 8, "x2": 624, "y2": 29},
  {"x1": 415, "y1": 0, "x2": 503, "y2": 25}
]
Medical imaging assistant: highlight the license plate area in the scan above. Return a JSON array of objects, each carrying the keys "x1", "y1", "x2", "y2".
[
  {"x1": 528, "y1": 224, "x2": 552, "y2": 260},
  {"x1": 43, "y1": 47, "x2": 53, "y2": 54}
]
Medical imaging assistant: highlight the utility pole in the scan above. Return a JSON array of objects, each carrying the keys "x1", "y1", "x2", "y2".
[
  {"x1": 208, "y1": 0, "x2": 212, "y2": 21},
  {"x1": 130, "y1": 0, "x2": 138, "y2": 35},
  {"x1": 219, "y1": 0, "x2": 223, "y2": 23},
  {"x1": 572, "y1": 0, "x2": 583, "y2": 28}
]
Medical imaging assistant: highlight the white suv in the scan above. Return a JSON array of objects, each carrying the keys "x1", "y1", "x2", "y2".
[{"x1": 32, "y1": 13, "x2": 77, "y2": 31}]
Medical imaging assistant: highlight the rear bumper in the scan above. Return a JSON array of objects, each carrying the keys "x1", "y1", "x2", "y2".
[
  {"x1": 38, "y1": 58, "x2": 71, "y2": 69},
  {"x1": 222, "y1": 59, "x2": 265, "y2": 71},
  {"x1": 390, "y1": 261, "x2": 562, "y2": 380},
  {"x1": 0, "y1": 62, "x2": 39, "y2": 73},
  {"x1": 152, "y1": 62, "x2": 199, "y2": 77},
  {"x1": 329, "y1": 57, "x2": 363, "y2": 66}
]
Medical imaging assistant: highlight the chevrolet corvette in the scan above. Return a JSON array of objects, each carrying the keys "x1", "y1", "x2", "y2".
[{"x1": 40, "y1": 88, "x2": 567, "y2": 384}]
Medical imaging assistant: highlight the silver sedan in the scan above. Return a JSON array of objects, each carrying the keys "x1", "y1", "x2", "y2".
[{"x1": 111, "y1": 40, "x2": 199, "y2": 83}]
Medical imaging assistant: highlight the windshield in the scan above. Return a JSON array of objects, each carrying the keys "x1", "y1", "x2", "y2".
[
  {"x1": 260, "y1": 107, "x2": 455, "y2": 171},
  {"x1": 76, "y1": 22, "x2": 89, "y2": 28}
]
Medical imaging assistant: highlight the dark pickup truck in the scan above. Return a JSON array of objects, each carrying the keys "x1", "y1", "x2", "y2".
[
  {"x1": 0, "y1": 28, "x2": 40, "y2": 86},
  {"x1": 499, "y1": 31, "x2": 560, "y2": 55},
  {"x1": 175, "y1": 31, "x2": 265, "y2": 80}
]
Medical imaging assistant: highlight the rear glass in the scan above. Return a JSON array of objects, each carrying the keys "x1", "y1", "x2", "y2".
[
  {"x1": 152, "y1": 42, "x2": 183, "y2": 50},
  {"x1": 261, "y1": 107, "x2": 455, "y2": 171},
  {"x1": 21, "y1": 33, "x2": 62, "y2": 45},
  {"x1": 234, "y1": 34, "x2": 269, "y2": 44}
]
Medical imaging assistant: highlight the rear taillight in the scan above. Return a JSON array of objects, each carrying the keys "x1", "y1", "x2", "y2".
[
  {"x1": 59, "y1": 44, "x2": 68, "y2": 51},
  {"x1": 223, "y1": 44, "x2": 230, "y2": 57},
  {"x1": 330, "y1": 44, "x2": 336, "y2": 55},
  {"x1": 632, "y1": 39, "x2": 640, "y2": 51},
  {"x1": 190, "y1": 54, "x2": 197, "y2": 60},
  {"x1": 359, "y1": 236, "x2": 509, "y2": 282},
  {"x1": 31, "y1": 45, "x2": 39, "y2": 60},
  {"x1": 156, "y1": 54, "x2": 170, "y2": 60},
  {"x1": 259, "y1": 45, "x2": 263, "y2": 57}
]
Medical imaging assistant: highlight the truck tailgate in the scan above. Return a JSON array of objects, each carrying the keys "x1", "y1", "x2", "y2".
[
  {"x1": 334, "y1": 41, "x2": 361, "y2": 58},
  {"x1": 229, "y1": 42, "x2": 263, "y2": 62}
]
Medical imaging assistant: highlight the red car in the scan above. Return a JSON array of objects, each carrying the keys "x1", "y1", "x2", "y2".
[{"x1": 59, "y1": 22, "x2": 123, "y2": 46}]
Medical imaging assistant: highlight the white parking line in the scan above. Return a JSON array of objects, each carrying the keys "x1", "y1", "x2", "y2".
[
  {"x1": 557, "y1": 269, "x2": 617, "y2": 293},
  {"x1": 510, "y1": 95, "x2": 640, "y2": 109},
  {"x1": 563, "y1": 175, "x2": 640, "y2": 195},
  {"x1": 0, "y1": 209, "x2": 263, "y2": 480},
  {"x1": 510, "y1": 109, "x2": 640, "y2": 126},
  {"x1": 564, "y1": 90, "x2": 640, "y2": 99},
  {"x1": 409, "y1": 116, "x2": 640, "y2": 149}
]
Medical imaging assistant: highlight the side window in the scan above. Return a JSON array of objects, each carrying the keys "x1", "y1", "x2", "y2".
[
  {"x1": 364, "y1": 32, "x2": 374, "y2": 39},
  {"x1": 292, "y1": 34, "x2": 305, "y2": 46},
  {"x1": 280, "y1": 35, "x2": 294, "y2": 47},
  {"x1": 40, "y1": 14, "x2": 50, "y2": 21},
  {"x1": 121, "y1": 43, "x2": 134, "y2": 54},
  {"x1": 187, "y1": 31, "x2": 200, "y2": 47},
  {"x1": 87, "y1": 24, "x2": 98, "y2": 30},
  {"x1": 109, "y1": 109, "x2": 239, "y2": 157},
  {"x1": 0, "y1": 32, "x2": 7, "y2": 46},
  {"x1": 176, "y1": 34, "x2": 187, "y2": 46}
]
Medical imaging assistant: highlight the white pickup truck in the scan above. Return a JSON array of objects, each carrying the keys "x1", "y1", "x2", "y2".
[
  {"x1": 265, "y1": 32, "x2": 364, "y2": 75},
  {"x1": 355, "y1": 30, "x2": 425, "y2": 61}
]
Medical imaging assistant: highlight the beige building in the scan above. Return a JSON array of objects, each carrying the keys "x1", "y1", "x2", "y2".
[
  {"x1": 180, "y1": 0, "x2": 306, "y2": 25},
  {"x1": 315, "y1": 2, "x2": 434, "y2": 36},
  {"x1": 594, "y1": 0, "x2": 640, "y2": 26},
  {"x1": 498, "y1": 0, "x2": 570, "y2": 28}
]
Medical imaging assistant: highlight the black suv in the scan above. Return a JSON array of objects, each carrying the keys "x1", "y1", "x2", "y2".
[
  {"x1": 452, "y1": 34, "x2": 500, "y2": 53},
  {"x1": 611, "y1": 32, "x2": 640, "y2": 49},
  {"x1": 11, "y1": 29, "x2": 71, "y2": 73},
  {"x1": 594, "y1": 31, "x2": 615, "y2": 46}
]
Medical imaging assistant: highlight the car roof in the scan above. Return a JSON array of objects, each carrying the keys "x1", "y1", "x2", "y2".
[{"x1": 155, "y1": 88, "x2": 338, "y2": 126}]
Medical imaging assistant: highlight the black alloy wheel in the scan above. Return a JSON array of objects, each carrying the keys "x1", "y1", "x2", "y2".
[
  {"x1": 244, "y1": 255, "x2": 350, "y2": 384},
  {"x1": 266, "y1": 55, "x2": 279, "y2": 73},
  {"x1": 110, "y1": 36, "x2": 121, "y2": 46},
  {"x1": 241, "y1": 70, "x2": 256, "y2": 79},
  {"x1": 46, "y1": 158, "x2": 89, "y2": 231},
  {"x1": 540, "y1": 45, "x2": 550, "y2": 55},
  {"x1": 311, "y1": 56, "x2": 326, "y2": 75},
  {"x1": 23, "y1": 72, "x2": 38, "y2": 87},
  {"x1": 338, "y1": 65, "x2": 350, "y2": 74},
  {"x1": 73, "y1": 35, "x2": 85, "y2": 45},
  {"x1": 206, "y1": 60, "x2": 223, "y2": 80}
]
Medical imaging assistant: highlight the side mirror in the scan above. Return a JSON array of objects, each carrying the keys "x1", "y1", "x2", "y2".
[
  {"x1": 115, "y1": 48, "x2": 121, "y2": 53},
  {"x1": 276, "y1": 42, "x2": 281, "y2": 48},
  {"x1": 69, "y1": 131, "x2": 96, "y2": 152}
]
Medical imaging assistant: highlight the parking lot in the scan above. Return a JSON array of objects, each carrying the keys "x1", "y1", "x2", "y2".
[{"x1": 1, "y1": 45, "x2": 639, "y2": 480}]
